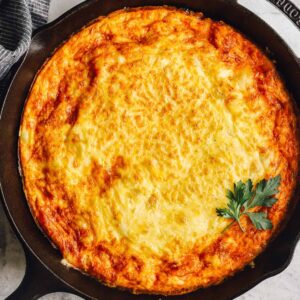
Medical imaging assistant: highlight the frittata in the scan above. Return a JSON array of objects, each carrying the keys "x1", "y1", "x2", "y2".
[{"x1": 19, "y1": 7, "x2": 299, "y2": 295}]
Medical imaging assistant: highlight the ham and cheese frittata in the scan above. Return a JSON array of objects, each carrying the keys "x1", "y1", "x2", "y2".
[{"x1": 19, "y1": 7, "x2": 298, "y2": 295}]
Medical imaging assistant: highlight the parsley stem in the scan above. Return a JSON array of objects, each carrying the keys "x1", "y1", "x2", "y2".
[
  {"x1": 237, "y1": 219, "x2": 245, "y2": 232},
  {"x1": 222, "y1": 220, "x2": 236, "y2": 233}
]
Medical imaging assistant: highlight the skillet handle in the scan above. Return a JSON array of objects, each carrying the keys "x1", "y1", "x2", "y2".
[
  {"x1": 267, "y1": 0, "x2": 300, "y2": 30},
  {"x1": 5, "y1": 245, "x2": 80, "y2": 300}
]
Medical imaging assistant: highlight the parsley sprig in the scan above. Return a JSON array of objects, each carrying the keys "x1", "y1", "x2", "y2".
[{"x1": 216, "y1": 175, "x2": 281, "y2": 232}]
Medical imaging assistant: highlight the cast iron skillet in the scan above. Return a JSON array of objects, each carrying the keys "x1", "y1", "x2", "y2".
[{"x1": 1, "y1": 0, "x2": 300, "y2": 299}]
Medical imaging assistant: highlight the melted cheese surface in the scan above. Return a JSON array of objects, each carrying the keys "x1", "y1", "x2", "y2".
[
  {"x1": 59, "y1": 47, "x2": 270, "y2": 257},
  {"x1": 19, "y1": 7, "x2": 298, "y2": 295}
]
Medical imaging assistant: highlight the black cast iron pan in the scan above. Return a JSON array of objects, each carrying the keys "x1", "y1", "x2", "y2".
[{"x1": 1, "y1": 0, "x2": 300, "y2": 299}]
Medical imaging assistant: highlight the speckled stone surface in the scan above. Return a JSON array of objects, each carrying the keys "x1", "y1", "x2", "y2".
[{"x1": 1, "y1": 0, "x2": 300, "y2": 299}]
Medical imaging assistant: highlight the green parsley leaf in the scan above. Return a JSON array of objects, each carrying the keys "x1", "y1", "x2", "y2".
[
  {"x1": 246, "y1": 175, "x2": 281, "y2": 209},
  {"x1": 216, "y1": 175, "x2": 281, "y2": 232},
  {"x1": 246, "y1": 212, "x2": 273, "y2": 230},
  {"x1": 216, "y1": 208, "x2": 234, "y2": 219}
]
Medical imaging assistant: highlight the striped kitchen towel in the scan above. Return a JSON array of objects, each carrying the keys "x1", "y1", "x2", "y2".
[{"x1": 0, "y1": 0, "x2": 50, "y2": 104}]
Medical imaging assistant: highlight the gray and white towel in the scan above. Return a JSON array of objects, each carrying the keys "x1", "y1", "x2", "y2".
[{"x1": 0, "y1": 0, "x2": 50, "y2": 104}]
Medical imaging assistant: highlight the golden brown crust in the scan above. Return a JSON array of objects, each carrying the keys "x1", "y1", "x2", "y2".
[{"x1": 19, "y1": 7, "x2": 299, "y2": 295}]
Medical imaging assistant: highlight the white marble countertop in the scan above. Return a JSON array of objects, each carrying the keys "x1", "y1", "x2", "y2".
[{"x1": 1, "y1": 0, "x2": 300, "y2": 299}]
